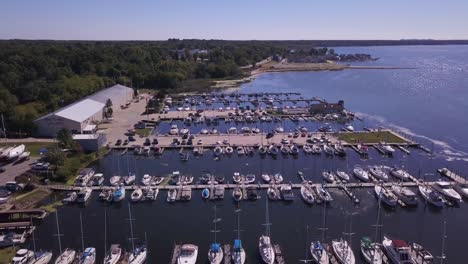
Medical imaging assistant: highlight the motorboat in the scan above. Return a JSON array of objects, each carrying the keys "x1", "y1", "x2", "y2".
[
  {"x1": 332, "y1": 239, "x2": 355, "y2": 264},
  {"x1": 259, "y1": 235, "x2": 275, "y2": 264},
  {"x1": 322, "y1": 171, "x2": 335, "y2": 183},
  {"x1": 432, "y1": 181, "x2": 462, "y2": 202},
  {"x1": 280, "y1": 145, "x2": 290, "y2": 155},
  {"x1": 180, "y1": 128, "x2": 190, "y2": 135},
  {"x1": 183, "y1": 175, "x2": 194, "y2": 185},
  {"x1": 5, "y1": 144, "x2": 25, "y2": 160},
  {"x1": 10, "y1": 249, "x2": 34, "y2": 264},
  {"x1": 142, "y1": 187, "x2": 159, "y2": 201},
  {"x1": 382, "y1": 237, "x2": 415, "y2": 264},
  {"x1": 259, "y1": 145, "x2": 268, "y2": 155},
  {"x1": 310, "y1": 241, "x2": 329, "y2": 264},
  {"x1": 213, "y1": 146, "x2": 223, "y2": 157},
  {"x1": 112, "y1": 187, "x2": 126, "y2": 202},
  {"x1": 267, "y1": 187, "x2": 280, "y2": 200},
  {"x1": 280, "y1": 185, "x2": 294, "y2": 201},
  {"x1": 245, "y1": 174, "x2": 256, "y2": 184},
  {"x1": 336, "y1": 170, "x2": 350, "y2": 182},
  {"x1": 62, "y1": 192, "x2": 77, "y2": 204},
  {"x1": 353, "y1": 166, "x2": 370, "y2": 182},
  {"x1": 334, "y1": 144, "x2": 346, "y2": 156},
  {"x1": 129, "y1": 244, "x2": 147, "y2": 264},
  {"x1": 76, "y1": 187, "x2": 92, "y2": 203},
  {"x1": 411, "y1": 243, "x2": 434, "y2": 262},
  {"x1": 392, "y1": 185, "x2": 418, "y2": 206},
  {"x1": 124, "y1": 173, "x2": 136, "y2": 185},
  {"x1": 360, "y1": 237, "x2": 383, "y2": 264},
  {"x1": 290, "y1": 145, "x2": 300, "y2": 155},
  {"x1": 418, "y1": 185, "x2": 444, "y2": 207},
  {"x1": 169, "y1": 125, "x2": 179, "y2": 135},
  {"x1": 233, "y1": 172, "x2": 242, "y2": 184},
  {"x1": 37, "y1": 249, "x2": 59, "y2": 264},
  {"x1": 261, "y1": 174, "x2": 271, "y2": 183},
  {"x1": 323, "y1": 145, "x2": 334, "y2": 156},
  {"x1": 131, "y1": 188, "x2": 143, "y2": 202},
  {"x1": 454, "y1": 182, "x2": 468, "y2": 198},
  {"x1": 152, "y1": 176, "x2": 164, "y2": 185},
  {"x1": 268, "y1": 145, "x2": 279, "y2": 156},
  {"x1": 90, "y1": 173, "x2": 104, "y2": 186},
  {"x1": 208, "y1": 243, "x2": 223, "y2": 264},
  {"x1": 275, "y1": 127, "x2": 284, "y2": 133},
  {"x1": 225, "y1": 146, "x2": 234, "y2": 155},
  {"x1": 0, "y1": 231, "x2": 27, "y2": 247},
  {"x1": 379, "y1": 142, "x2": 395, "y2": 154},
  {"x1": 177, "y1": 244, "x2": 198, "y2": 264},
  {"x1": 390, "y1": 168, "x2": 412, "y2": 181},
  {"x1": 369, "y1": 166, "x2": 389, "y2": 181},
  {"x1": 202, "y1": 188, "x2": 210, "y2": 199},
  {"x1": 54, "y1": 249, "x2": 76, "y2": 264},
  {"x1": 167, "y1": 189, "x2": 177, "y2": 202},
  {"x1": 303, "y1": 145, "x2": 313, "y2": 154},
  {"x1": 345, "y1": 125, "x2": 355, "y2": 132},
  {"x1": 232, "y1": 187, "x2": 242, "y2": 202},
  {"x1": 232, "y1": 239, "x2": 246, "y2": 264},
  {"x1": 141, "y1": 174, "x2": 152, "y2": 186},
  {"x1": 300, "y1": 186, "x2": 315, "y2": 204},
  {"x1": 273, "y1": 173, "x2": 283, "y2": 184},
  {"x1": 312, "y1": 144, "x2": 322, "y2": 154},
  {"x1": 246, "y1": 188, "x2": 259, "y2": 201},
  {"x1": 78, "y1": 247, "x2": 96, "y2": 264},
  {"x1": 103, "y1": 244, "x2": 121, "y2": 264},
  {"x1": 314, "y1": 185, "x2": 333, "y2": 202},
  {"x1": 228, "y1": 127, "x2": 238, "y2": 134},
  {"x1": 109, "y1": 176, "x2": 122, "y2": 186},
  {"x1": 374, "y1": 185, "x2": 397, "y2": 207},
  {"x1": 215, "y1": 175, "x2": 225, "y2": 184}
]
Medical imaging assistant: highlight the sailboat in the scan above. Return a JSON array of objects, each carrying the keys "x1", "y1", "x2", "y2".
[
  {"x1": 127, "y1": 203, "x2": 147, "y2": 264},
  {"x1": 310, "y1": 202, "x2": 329, "y2": 264},
  {"x1": 360, "y1": 190, "x2": 383, "y2": 264},
  {"x1": 54, "y1": 212, "x2": 76, "y2": 264},
  {"x1": 232, "y1": 209, "x2": 246, "y2": 264},
  {"x1": 208, "y1": 205, "x2": 223, "y2": 264},
  {"x1": 30, "y1": 223, "x2": 53, "y2": 264},
  {"x1": 77, "y1": 213, "x2": 96, "y2": 264},
  {"x1": 103, "y1": 210, "x2": 121, "y2": 264},
  {"x1": 331, "y1": 213, "x2": 355, "y2": 264},
  {"x1": 259, "y1": 197, "x2": 275, "y2": 264}
]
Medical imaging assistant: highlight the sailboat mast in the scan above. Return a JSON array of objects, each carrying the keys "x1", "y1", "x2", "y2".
[
  {"x1": 438, "y1": 220, "x2": 447, "y2": 264},
  {"x1": 373, "y1": 196, "x2": 383, "y2": 257},
  {"x1": 128, "y1": 203, "x2": 135, "y2": 251},
  {"x1": 236, "y1": 209, "x2": 241, "y2": 240},
  {"x1": 80, "y1": 212, "x2": 84, "y2": 252},
  {"x1": 55, "y1": 211, "x2": 62, "y2": 253},
  {"x1": 320, "y1": 202, "x2": 328, "y2": 243},
  {"x1": 104, "y1": 209, "x2": 107, "y2": 255},
  {"x1": 264, "y1": 195, "x2": 271, "y2": 237}
]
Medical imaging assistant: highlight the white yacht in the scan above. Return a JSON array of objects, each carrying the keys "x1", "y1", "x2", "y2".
[
  {"x1": 141, "y1": 174, "x2": 152, "y2": 186},
  {"x1": 432, "y1": 181, "x2": 462, "y2": 202},
  {"x1": 169, "y1": 125, "x2": 179, "y2": 135},
  {"x1": 382, "y1": 237, "x2": 415, "y2": 264},
  {"x1": 128, "y1": 245, "x2": 147, "y2": 264},
  {"x1": 177, "y1": 244, "x2": 198, "y2": 264},
  {"x1": 78, "y1": 247, "x2": 96, "y2": 264},
  {"x1": 259, "y1": 235, "x2": 275, "y2": 264},
  {"x1": 454, "y1": 182, "x2": 468, "y2": 198},
  {"x1": 54, "y1": 249, "x2": 76, "y2": 264},
  {"x1": 332, "y1": 239, "x2": 355, "y2": 264},
  {"x1": 112, "y1": 186, "x2": 126, "y2": 202},
  {"x1": 390, "y1": 168, "x2": 412, "y2": 181},
  {"x1": 353, "y1": 166, "x2": 370, "y2": 182},
  {"x1": 10, "y1": 249, "x2": 34, "y2": 264},
  {"x1": 76, "y1": 187, "x2": 92, "y2": 203}
]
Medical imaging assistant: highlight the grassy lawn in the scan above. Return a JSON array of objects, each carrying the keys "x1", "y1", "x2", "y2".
[
  {"x1": 19, "y1": 142, "x2": 57, "y2": 157},
  {"x1": 0, "y1": 247, "x2": 16, "y2": 263},
  {"x1": 12, "y1": 188, "x2": 51, "y2": 209},
  {"x1": 337, "y1": 131, "x2": 407, "y2": 144},
  {"x1": 136, "y1": 128, "x2": 152, "y2": 137}
]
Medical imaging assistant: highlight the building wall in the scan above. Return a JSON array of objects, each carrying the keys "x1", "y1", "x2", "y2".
[{"x1": 35, "y1": 115, "x2": 82, "y2": 137}]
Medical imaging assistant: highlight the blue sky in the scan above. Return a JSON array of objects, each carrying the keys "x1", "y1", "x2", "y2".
[{"x1": 1, "y1": 0, "x2": 467, "y2": 40}]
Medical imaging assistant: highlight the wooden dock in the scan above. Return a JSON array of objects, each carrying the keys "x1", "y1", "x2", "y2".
[{"x1": 438, "y1": 168, "x2": 466, "y2": 184}]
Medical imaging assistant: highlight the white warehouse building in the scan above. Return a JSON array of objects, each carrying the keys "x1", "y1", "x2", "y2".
[{"x1": 34, "y1": 84, "x2": 133, "y2": 137}]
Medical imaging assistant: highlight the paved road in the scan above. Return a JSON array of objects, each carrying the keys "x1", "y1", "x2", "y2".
[
  {"x1": 0, "y1": 157, "x2": 38, "y2": 185},
  {"x1": 1, "y1": 138, "x2": 56, "y2": 143}
]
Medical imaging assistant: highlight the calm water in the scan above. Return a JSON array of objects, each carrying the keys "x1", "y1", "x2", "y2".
[{"x1": 31, "y1": 46, "x2": 468, "y2": 264}]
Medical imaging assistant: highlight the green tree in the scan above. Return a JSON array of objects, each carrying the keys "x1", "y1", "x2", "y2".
[
  {"x1": 56, "y1": 128, "x2": 74, "y2": 149},
  {"x1": 45, "y1": 148, "x2": 66, "y2": 166}
]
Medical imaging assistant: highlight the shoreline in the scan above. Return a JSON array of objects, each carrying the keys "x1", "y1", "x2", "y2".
[{"x1": 211, "y1": 61, "x2": 414, "y2": 89}]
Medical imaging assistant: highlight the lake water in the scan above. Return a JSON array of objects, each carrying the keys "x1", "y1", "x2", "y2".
[{"x1": 31, "y1": 46, "x2": 468, "y2": 264}]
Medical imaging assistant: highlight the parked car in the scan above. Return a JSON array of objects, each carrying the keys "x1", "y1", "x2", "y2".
[
  {"x1": 152, "y1": 138, "x2": 158, "y2": 145},
  {"x1": 0, "y1": 167, "x2": 5, "y2": 174},
  {"x1": 128, "y1": 136, "x2": 136, "y2": 142},
  {"x1": 115, "y1": 139, "x2": 122, "y2": 146},
  {"x1": 144, "y1": 138, "x2": 151, "y2": 146},
  {"x1": 123, "y1": 139, "x2": 129, "y2": 145}
]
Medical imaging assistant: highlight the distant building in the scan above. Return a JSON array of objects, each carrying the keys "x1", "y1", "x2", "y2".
[
  {"x1": 34, "y1": 84, "x2": 133, "y2": 137},
  {"x1": 309, "y1": 100, "x2": 345, "y2": 114}
]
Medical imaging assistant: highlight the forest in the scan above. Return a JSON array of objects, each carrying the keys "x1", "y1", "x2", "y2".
[{"x1": 1, "y1": 39, "x2": 467, "y2": 136}]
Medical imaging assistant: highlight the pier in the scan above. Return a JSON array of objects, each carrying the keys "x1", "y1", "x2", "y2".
[{"x1": 438, "y1": 168, "x2": 466, "y2": 184}]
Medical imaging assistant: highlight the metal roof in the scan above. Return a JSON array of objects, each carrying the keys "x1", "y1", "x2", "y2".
[
  {"x1": 55, "y1": 99, "x2": 104, "y2": 122},
  {"x1": 88, "y1": 84, "x2": 133, "y2": 104}
]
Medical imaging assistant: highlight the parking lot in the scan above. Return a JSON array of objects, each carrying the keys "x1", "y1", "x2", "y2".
[{"x1": 0, "y1": 157, "x2": 39, "y2": 185}]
